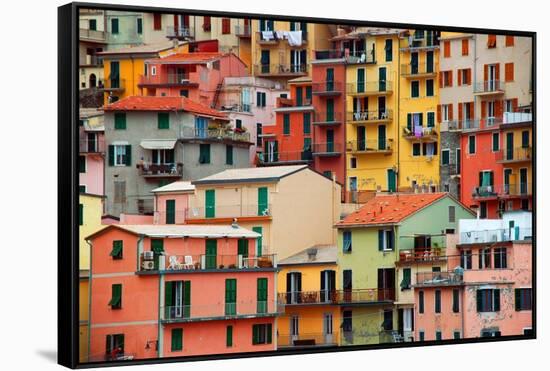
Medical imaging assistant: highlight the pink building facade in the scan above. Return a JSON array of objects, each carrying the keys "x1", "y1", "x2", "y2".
[{"x1": 79, "y1": 110, "x2": 105, "y2": 196}]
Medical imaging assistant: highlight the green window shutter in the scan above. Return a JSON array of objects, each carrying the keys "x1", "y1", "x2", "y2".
[
  {"x1": 515, "y1": 288, "x2": 521, "y2": 311},
  {"x1": 79, "y1": 204, "x2": 83, "y2": 226},
  {"x1": 110, "y1": 240, "x2": 123, "y2": 259},
  {"x1": 283, "y1": 114, "x2": 290, "y2": 135},
  {"x1": 492, "y1": 133, "x2": 499, "y2": 151},
  {"x1": 407, "y1": 113, "x2": 412, "y2": 130},
  {"x1": 411, "y1": 81, "x2": 419, "y2": 97},
  {"x1": 378, "y1": 230, "x2": 384, "y2": 251},
  {"x1": 114, "y1": 113, "x2": 126, "y2": 130},
  {"x1": 111, "y1": 18, "x2": 119, "y2": 34},
  {"x1": 166, "y1": 200, "x2": 176, "y2": 224},
  {"x1": 306, "y1": 86, "x2": 312, "y2": 101},
  {"x1": 442, "y1": 150, "x2": 450, "y2": 165},
  {"x1": 205, "y1": 239, "x2": 217, "y2": 269},
  {"x1": 435, "y1": 290, "x2": 441, "y2": 313},
  {"x1": 258, "y1": 187, "x2": 268, "y2": 216},
  {"x1": 419, "y1": 291, "x2": 424, "y2": 313},
  {"x1": 303, "y1": 113, "x2": 311, "y2": 134},
  {"x1": 257, "y1": 278, "x2": 268, "y2": 313},
  {"x1": 357, "y1": 69, "x2": 365, "y2": 92},
  {"x1": 151, "y1": 239, "x2": 164, "y2": 253},
  {"x1": 205, "y1": 189, "x2": 215, "y2": 218},
  {"x1": 108, "y1": 145, "x2": 115, "y2": 166},
  {"x1": 171, "y1": 328, "x2": 183, "y2": 351},
  {"x1": 296, "y1": 87, "x2": 303, "y2": 106},
  {"x1": 266, "y1": 324, "x2": 273, "y2": 343},
  {"x1": 238, "y1": 239, "x2": 249, "y2": 257},
  {"x1": 401, "y1": 268, "x2": 411, "y2": 289},
  {"x1": 225, "y1": 279, "x2": 237, "y2": 315},
  {"x1": 158, "y1": 113, "x2": 170, "y2": 129},
  {"x1": 453, "y1": 289, "x2": 459, "y2": 312},
  {"x1": 226, "y1": 326, "x2": 233, "y2": 347},
  {"x1": 522, "y1": 131, "x2": 530, "y2": 148},
  {"x1": 252, "y1": 324, "x2": 259, "y2": 344},
  {"x1": 252, "y1": 226, "x2": 263, "y2": 256},
  {"x1": 256, "y1": 91, "x2": 261, "y2": 107},
  {"x1": 109, "y1": 284, "x2": 122, "y2": 308},
  {"x1": 493, "y1": 289, "x2": 500, "y2": 311},
  {"x1": 199, "y1": 144, "x2": 211, "y2": 164},
  {"x1": 469, "y1": 136, "x2": 475, "y2": 154},
  {"x1": 125, "y1": 145, "x2": 132, "y2": 166},
  {"x1": 427, "y1": 112, "x2": 435, "y2": 127},
  {"x1": 137, "y1": 18, "x2": 142, "y2": 34},
  {"x1": 426, "y1": 79, "x2": 434, "y2": 96},
  {"x1": 79, "y1": 156, "x2": 86, "y2": 173},
  {"x1": 226, "y1": 145, "x2": 233, "y2": 165},
  {"x1": 183, "y1": 281, "x2": 191, "y2": 317},
  {"x1": 385, "y1": 39, "x2": 393, "y2": 61}
]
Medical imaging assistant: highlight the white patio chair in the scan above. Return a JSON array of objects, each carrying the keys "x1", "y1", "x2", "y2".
[
  {"x1": 168, "y1": 255, "x2": 181, "y2": 270},
  {"x1": 183, "y1": 255, "x2": 194, "y2": 270}
]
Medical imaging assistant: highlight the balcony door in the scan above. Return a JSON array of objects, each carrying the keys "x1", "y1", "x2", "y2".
[
  {"x1": 87, "y1": 132, "x2": 97, "y2": 152},
  {"x1": 343, "y1": 269, "x2": 352, "y2": 302},
  {"x1": 110, "y1": 61, "x2": 120, "y2": 88},
  {"x1": 320, "y1": 270, "x2": 336, "y2": 302},
  {"x1": 290, "y1": 315, "x2": 299, "y2": 342},
  {"x1": 506, "y1": 132, "x2": 514, "y2": 160},
  {"x1": 195, "y1": 117, "x2": 208, "y2": 138},
  {"x1": 261, "y1": 50, "x2": 270, "y2": 74},
  {"x1": 357, "y1": 126, "x2": 366, "y2": 151},
  {"x1": 410, "y1": 52, "x2": 419, "y2": 74},
  {"x1": 378, "y1": 97, "x2": 386, "y2": 119},
  {"x1": 377, "y1": 268, "x2": 395, "y2": 301},
  {"x1": 520, "y1": 168, "x2": 528, "y2": 194},
  {"x1": 286, "y1": 272, "x2": 302, "y2": 304},
  {"x1": 503, "y1": 168, "x2": 512, "y2": 194},
  {"x1": 326, "y1": 129, "x2": 335, "y2": 152},
  {"x1": 378, "y1": 125, "x2": 387, "y2": 150},
  {"x1": 379, "y1": 67, "x2": 387, "y2": 91},
  {"x1": 488, "y1": 64, "x2": 497, "y2": 90},
  {"x1": 323, "y1": 313, "x2": 334, "y2": 344}
]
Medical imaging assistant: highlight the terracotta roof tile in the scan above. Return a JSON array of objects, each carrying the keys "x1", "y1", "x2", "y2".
[
  {"x1": 336, "y1": 193, "x2": 448, "y2": 227},
  {"x1": 103, "y1": 96, "x2": 228, "y2": 119},
  {"x1": 148, "y1": 52, "x2": 224, "y2": 64}
]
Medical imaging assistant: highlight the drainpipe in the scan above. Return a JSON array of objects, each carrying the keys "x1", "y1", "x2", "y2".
[
  {"x1": 158, "y1": 271, "x2": 164, "y2": 358},
  {"x1": 396, "y1": 36, "x2": 401, "y2": 193},
  {"x1": 86, "y1": 239, "x2": 93, "y2": 363}
]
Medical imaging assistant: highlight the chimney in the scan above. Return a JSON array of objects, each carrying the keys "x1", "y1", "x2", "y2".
[{"x1": 306, "y1": 248, "x2": 318, "y2": 261}]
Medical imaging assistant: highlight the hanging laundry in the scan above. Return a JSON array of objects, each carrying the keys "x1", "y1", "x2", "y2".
[
  {"x1": 261, "y1": 31, "x2": 274, "y2": 41},
  {"x1": 287, "y1": 31, "x2": 303, "y2": 46}
]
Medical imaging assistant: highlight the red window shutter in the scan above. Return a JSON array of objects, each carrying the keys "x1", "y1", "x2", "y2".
[
  {"x1": 481, "y1": 101, "x2": 487, "y2": 118},
  {"x1": 469, "y1": 102, "x2": 474, "y2": 119},
  {"x1": 512, "y1": 98, "x2": 518, "y2": 112},
  {"x1": 222, "y1": 18, "x2": 230, "y2": 34},
  {"x1": 449, "y1": 103, "x2": 454, "y2": 121},
  {"x1": 449, "y1": 71, "x2": 453, "y2": 87},
  {"x1": 462, "y1": 39, "x2": 469, "y2": 55},
  {"x1": 458, "y1": 103, "x2": 463, "y2": 122},
  {"x1": 484, "y1": 64, "x2": 489, "y2": 82},
  {"x1": 487, "y1": 34, "x2": 496, "y2": 48},
  {"x1": 468, "y1": 69, "x2": 472, "y2": 85},
  {"x1": 203, "y1": 16, "x2": 211, "y2": 31},
  {"x1": 437, "y1": 104, "x2": 441, "y2": 123},
  {"x1": 439, "y1": 72, "x2": 443, "y2": 88},
  {"x1": 184, "y1": 15, "x2": 190, "y2": 26},
  {"x1": 505, "y1": 63, "x2": 514, "y2": 82},
  {"x1": 458, "y1": 70, "x2": 462, "y2": 86},
  {"x1": 505, "y1": 35, "x2": 514, "y2": 47},
  {"x1": 153, "y1": 14, "x2": 162, "y2": 31},
  {"x1": 173, "y1": 15, "x2": 179, "y2": 30},
  {"x1": 495, "y1": 63, "x2": 501, "y2": 82},
  {"x1": 495, "y1": 100, "x2": 503, "y2": 119},
  {"x1": 444, "y1": 41, "x2": 451, "y2": 58}
]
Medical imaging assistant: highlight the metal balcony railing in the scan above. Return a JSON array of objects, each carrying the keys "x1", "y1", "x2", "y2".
[
  {"x1": 347, "y1": 110, "x2": 393, "y2": 123},
  {"x1": 161, "y1": 299, "x2": 281, "y2": 322},
  {"x1": 346, "y1": 139, "x2": 393, "y2": 153},
  {"x1": 474, "y1": 80, "x2": 504, "y2": 94},
  {"x1": 461, "y1": 117, "x2": 504, "y2": 130},
  {"x1": 278, "y1": 290, "x2": 337, "y2": 305},
  {"x1": 138, "y1": 73, "x2": 194, "y2": 86},
  {"x1": 312, "y1": 81, "x2": 345, "y2": 94},
  {"x1": 313, "y1": 111, "x2": 344, "y2": 124},
  {"x1": 166, "y1": 26, "x2": 195, "y2": 39},
  {"x1": 138, "y1": 163, "x2": 183, "y2": 178},
  {"x1": 235, "y1": 24, "x2": 251, "y2": 37},
  {"x1": 139, "y1": 252, "x2": 276, "y2": 272},
  {"x1": 255, "y1": 64, "x2": 308, "y2": 75},
  {"x1": 218, "y1": 101, "x2": 252, "y2": 113},
  {"x1": 472, "y1": 183, "x2": 532, "y2": 199},
  {"x1": 459, "y1": 227, "x2": 533, "y2": 245},
  {"x1": 278, "y1": 333, "x2": 338, "y2": 347},
  {"x1": 495, "y1": 147, "x2": 533, "y2": 163},
  {"x1": 79, "y1": 137, "x2": 105, "y2": 153},
  {"x1": 346, "y1": 49, "x2": 376, "y2": 64},
  {"x1": 278, "y1": 288, "x2": 394, "y2": 304},
  {"x1": 401, "y1": 62, "x2": 436, "y2": 76},
  {"x1": 185, "y1": 203, "x2": 273, "y2": 219},
  {"x1": 416, "y1": 271, "x2": 463, "y2": 286},
  {"x1": 314, "y1": 49, "x2": 345, "y2": 60},
  {"x1": 400, "y1": 34, "x2": 439, "y2": 50},
  {"x1": 347, "y1": 81, "x2": 392, "y2": 94},
  {"x1": 102, "y1": 76, "x2": 125, "y2": 91},
  {"x1": 79, "y1": 28, "x2": 107, "y2": 41},
  {"x1": 179, "y1": 126, "x2": 251, "y2": 143},
  {"x1": 257, "y1": 151, "x2": 313, "y2": 164},
  {"x1": 398, "y1": 248, "x2": 446, "y2": 263},
  {"x1": 338, "y1": 288, "x2": 395, "y2": 303},
  {"x1": 312, "y1": 142, "x2": 343, "y2": 154}
]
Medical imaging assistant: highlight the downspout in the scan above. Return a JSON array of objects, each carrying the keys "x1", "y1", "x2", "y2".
[
  {"x1": 396, "y1": 36, "x2": 401, "y2": 193},
  {"x1": 86, "y1": 239, "x2": 93, "y2": 362}
]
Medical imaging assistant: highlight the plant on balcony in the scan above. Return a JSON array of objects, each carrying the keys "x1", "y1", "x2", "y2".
[
  {"x1": 234, "y1": 126, "x2": 247, "y2": 134},
  {"x1": 219, "y1": 264, "x2": 225, "y2": 269},
  {"x1": 228, "y1": 263, "x2": 236, "y2": 269}
]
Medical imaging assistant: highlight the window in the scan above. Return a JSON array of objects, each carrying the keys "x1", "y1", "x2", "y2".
[
  {"x1": 522, "y1": 130, "x2": 530, "y2": 148},
  {"x1": 452, "y1": 289, "x2": 460, "y2": 313},
  {"x1": 412, "y1": 143, "x2": 421, "y2": 156},
  {"x1": 515, "y1": 288, "x2": 532, "y2": 311},
  {"x1": 79, "y1": 155, "x2": 86, "y2": 173},
  {"x1": 459, "y1": 68, "x2": 471, "y2": 85},
  {"x1": 110, "y1": 145, "x2": 130, "y2": 167},
  {"x1": 257, "y1": 278, "x2": 268, "y2": 313},
  {"x1": 303, "y1": 113, "x2": 311, "y2": 135},
  {"x1": 179, "y1": 89, "x2": 188, "y2": 97},
  {"x1": 221, "y1": 18, "x2": 231, "y2": 34},
  {"x1": 343, "y1": 231, "x2": 352, "y2": 253},
  {"x1": 468, "y1": 135, "x2": 476, "y2": 154},
  {"x1": 203, "y1": 16, "x2": 212, "y2": 31},
  {"x1": 199, "y1": 144, "x2": 211, "y2": 164},
  {"x1": 505, "y1": 62, "x2": 514, "y2": 82},
  {"x1": 226, "y1": 326, "x2": 233, "y2": 347},
  {"x1": 252, "y1": 324, "x2": 272, "y2": 345},
  {"x1": 487, "y1": 34, "x2": 497, "y2": 48},
  {"x1": 105, "y1": 334, "x2": 124, "y2": 357},
  {"x1": 453, "y1": 331, "x2": 461, "y2": 339},
  {"x1": 378, "y1": 229, "x2": 394, "y2": 251},
  {"x1": 418, "y1": 291, "x2": 424, "y2": 313},
  {"x1": 401, "y1": 268, "x2": 411, "y2": 290},
  {"x1": 427, "y1": 112, "x2": 435, "y2": 127},
  {"x1": 492, "y1": 132, "x2": 500, "y2": 151},
  {"x1": 441, "y1": 71, "x2": 453, "y2": 87},
  {"x1": 435, "y1": 290, "x2": 441, "y2": 313},
  {"x1": 448, "y1": 205, "x2": 455, "y2": 223},
  {"x1": 494, "y1": 247, "x2": 508, "y2": 268},
  {"x1": 477, "y1": 289, "x2": 500, "y2": 312},
  {"x1": 523, "y1": 328, "x2": 533, "y2": 336},
  {"x1": 385, "y1": 39, "x2": 393, "y2": 61},
  {"x1": 461, "y1": 39, "x2": 469, "y2": 55},
  {"x1": 111, "y1": 18, "x2": 119, "y2": 34},
  {"x1": 481, "y1": 329, "x2": 501, "y2": 337},
  {"x1": 225, "y1": 145, "x2": 234, "y2": 165},
  {"x1": 350, "y1": 157, "x2": 357, "y2": 169},
  {"x1": 256, "y1": 92, "x2": 266, "y2": 107},
  {"x1": 419, "y1": 331, "x2": 425, "y2": 341},
  {"x1": 235, "y1": 119, "x2": 242, "y2": 130},
  {"x1": 479, "y1": 248, "x2": 492, "y2": 269},
  {"x1": 443, "y1": 40, "x2": 450, "y2": 57},
  {"x1": 137, "y1": 18, "x2": 143, "y2": 34},
  {"x1": 435, "y1": 331, "x2": 442, "y2": 341},
  {"x1": 460, "y1": 250, "x2": 472, "y2": 269},
  {"x1": 440, "y1": 149, "x2": 450, "y2": 166},
  {"x1": 382, "y1": 310, "x2": 393, "y2": 330},
  {"x1": 114, "y1": 113, "x2": 126, "y2": 130},
  {"x1": 151, "y1": 66, "x2": 157, "y2": 76},
  {"x1": 426, "y1": 79, "x2": 434, "y2": 96},
  {"x1": 110, "y1": 240, "x2": 123, "y2": 259},
  {"x1": 505, "y1": 35, "x2": 515, "y2": 47},
  {"x1": 109, "y1": 284, "x2": 122, "y2": 309},
  {"x1": 283, "y1": 114, "x2": 290, "y2": 135},
  {"x1": 79, "y1": 203, "x2": 83, "y2": 226},
  {"x1": 225, "y1": 279, "x2": 237, "y2": 315},
  {"x1": 79, "y1": 185, "x2": 86, "y2": 193},
  {"x1": 153, "y1": 14, "x2": 162, "y2": 30},
  {"x1": 442, "y1": 104, "x2": 452, "y2": 122},
  {"x1": 171, "y1": 328, "x2": 183, "y2": 351},
  {"x1": 89, "y1": 19, "x2": 97, "y2": 31},
  {"x1": 411, "y1": 81, "x2": 420, "y2": 98},
  {"x1": 158, "y1": 113, "x2": 169, "y2": 129}
]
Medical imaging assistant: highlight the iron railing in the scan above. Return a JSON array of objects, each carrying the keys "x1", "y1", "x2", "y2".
[
  {"x1": 257, "y1": 151, "x2": 313, "y2": 164},
  {"x1": 474, "y1": 80, "x2": 504, "y2": 94},
  {"x1": 179, "y1": 126, "x2": 251, "y2": 143},
  {"x1": 402, "y1": 126, "x2": 438, "y2": 139},
  {"x1": 459, "y1": 228, "x2": 533, "y2": 245},
  {"x1": 346, "y1": 139, "x2": 393, "y2": 153},
  {"x1": 139, "y1": 253, "x2": 277, "y2": 272},
  {"x1": 161, "y1": 300, "x2": 281, "y2": 322},
  {"x1": 416, "y1": 271, "x2": 463, "y2": 286},
  {"x1": 278, "y1": 333, "x2": 338, "y2": 347},
  {"x1": 472, "y1": 183, "x2": 532, "y2": 199},
  {"x1": 185, "y1": 203, "x2": 272, "y2": 219},
  {"x1": 401, "y1": 62, "x2": 437, "y2": 76},
  {"x1": 166, "y1": 26, "x2": 195, "y2": 39},
  {"x1": 347, "y1": 110, "x2": 393, "y2": 123},
  {"x1": 495, "y1": 147, "x2": 533, "y2": 163},
  {"x1": 313, "y1": 111, "x2": 344, "y2": 124},
  {"x1": 138, "y1": 163, "x2": 183, "y2": 178},
  {"x1": 255, "y1": 64, "x2": 308, "y2": 75},
  {"x1": 312, "y1": 81, "x2": 345, "y2": 94},
  {"x1": 138, "y1": 73, "x2": 194, "y2": 86},
  {"x1": 398, "y1": 248, "x2": 446, "y2": 263},
  {"x1": 312, "y1": 142, "x2": 343, "y2": 154},
  {"x1": 102, "y1": 76, "x2": 125, "y2": 91},
  {"x1": 235, "y1": 24, "x2": 251, "y2": 37}
]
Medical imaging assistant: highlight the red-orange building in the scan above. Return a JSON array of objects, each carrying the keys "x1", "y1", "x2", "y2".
[{"x1": 86, "y1": 224, "x2": 279, "y2": 362}]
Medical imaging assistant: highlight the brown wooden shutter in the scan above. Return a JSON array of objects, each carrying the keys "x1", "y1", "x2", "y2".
[
  {"x1": 467, "y1": 69, "x2": 472, "y2": 85},
  {"x1": 495, "y1": 100, "x2": 503, "y2": 118},
  {"x1": 449, "y1": 71, "x2": 453, "y2": 87},
  {"x1": 184, "y1": 15, "x2": 190, "y2": 26},
  {"x1": 444, "y1": 41, "x2": 450, "y2": 57},
  {"x1": 458, "y1": 103, "x2": 463, "y2": 122},
  {"x1": 505, "y1": 63, "x2": 514, "y2": 82},
  {"x1": 469, "y1": 101, "x2": 474, "y2": 118},
  {"x1": 488, "y1": 34, "x2": 496, "y2": 48},
  {"x1": 512, "y1": 98, "x2": 518, "y2": 112},
  {"x1": 173, "y1": 15, "x2": 179, "y2": 30},
  {"x1": 153, "y1": 14, "x2": 162, "y2": 30},
  {"x1": 458, "y1": 70, "x2": 462, "y2": 86},
  {"x1": 462, "y1": 39, "x2": 469, "y2": 55},
  {"x1": 439, "y1": 72, "x2": 443, "y2": 88},
  {"x1": 481, "y1": 101, "x2": 487, "y2": 118},
  {"x1": 505, "y1": 35, "x2": 514, "y2": 47},
  {"x1": 449, "y1": 103, "x2": 454, "y2": 120},
  {"x1": 437, "y1": 104, "x2": 441, "y2": 123},
  {"x1": 495, "y1": 63, "x2": 501, "y2": 82},
  {"x1": 484, "y1": 64, "x2": 488, "y2": 82}
]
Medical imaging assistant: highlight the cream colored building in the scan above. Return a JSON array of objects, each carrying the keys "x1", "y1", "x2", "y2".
[
  {"x1": 188, "y1": 165, "x2": 341, "y2": 260},
  {"x1": 79, "y1": 9, "x2": 106, "y2": 90}
]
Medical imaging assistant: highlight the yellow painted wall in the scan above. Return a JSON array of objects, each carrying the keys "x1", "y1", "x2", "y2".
[
  {"x1": 79, "y1": 324, "x2": 89, "y2": 363},
  {"x1": 500, "y1": 126, "x2": 532, "y2": 191},
  {"x1": 277, "y1": 264, "x2": 338, "y2": 293},
  {"x1": 79, "y1": 194, "x2": 104, "y2": 270}
]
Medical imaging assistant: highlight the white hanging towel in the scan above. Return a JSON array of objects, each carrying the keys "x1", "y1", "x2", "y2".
[
  {"x1": 287, "y1": 31, "x2": 303, "y2": 46},
  {"x1": 262, "y1": 31, "x2": 274, "y2": 41},
  {"x1": 275, "y1": 30, "x2": 287, "y2": 40}
]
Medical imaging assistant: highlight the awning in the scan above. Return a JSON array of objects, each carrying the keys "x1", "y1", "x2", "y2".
[{"x1": 140, "y1": 139, "x2": 177, "y2": 150}]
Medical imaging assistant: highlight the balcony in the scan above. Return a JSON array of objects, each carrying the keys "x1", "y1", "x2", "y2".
[
  {"x1": 347, "y1": 81, "x2": 393, "y2": 97},
  {"x1": 398, "y1": 247, "x2": 446, "y2": 264},
  {"x1": 100, "y1": 76, "x2": 125, "y2": 92},
  {"x1": 338, "y1": 288, "x2": 395, "y2": 304},
  {"x1": 347, "y1": 110, "x2": 393, "y2": 124},
  {"x1": 345, "y1": 49, "x2": 376, "y2": 64},
  {"x1": 312, "y1": 81, "x2": 345, "y2": 96},
  {"x1": 402, "y1": 126, "x2": 438, "y2": 141},
  {"x1": 503, "y1": 112, "x2": 532, "y2": 125},
  {"x1": 257, "y1": 151, "x2": 313, "y2": 166},
  {"x1": 219, "y1": 101, "x2": 252, "y2": 113},
  {"x1": 462, "y1": 117, "x2": 504, "y2": 131},
  {"x1": 255, "y1": 64, "x2": 308, "y2": 77},
  {"x1": 474, "y1": 80, "x2": 505, "y2": 95},
  {"x1": 278, "y1": 290, "x2": 337, "y2": 305},
  {"x1": 179, "y1": 126, "x2": 251, "y2": 143},
  {"x1": 80, "y1": 54, "x2": 103, "y2": 67},
  {"x1": 235, "y1": 25, "x2": 251, "y2": 38},
  {"x1": 471, "y1": 183, "x2": 532, "y2": 199},
  {"x1": 79, "y1": 137, "x2": 105, "y2": 153},
  {"x1": 79, "y1": 28, "x2": 106, "y2": 42},
  {"x1": 139, "y1": 252, "x2": 276, "y2": 273},
  {"x1": 312, "y1": 111, "x2": 344, "y2": 126},
  {"x1": 314, "y1": 49, "x2": 345, "y2": 60},
  {"x1": 312, "y1": 142, "x2": 343, "y2": 157},
  {"x1": 138, "y1": 163, "x2": 183, "y2": 179},
  {"x1": 278, "y1": 288, "x2": 394, "y2": 305},
  {"x1": 161, "y1": 299, "x2": 281, "y2": 323},
  {"x1": 459, "y1": 227, "x2": 533, "y2": 245},
  {"x1": 256, "y1": 30, "x2": 308, "y2": 45},
  {"x1": 185, "y1": 203, "x2": 273, "y2": 220},
  {"x1": 415, "y1": 271, "x2": 463, "y2": 286},
  {"x1": 401, "y1": 63, "x2": 437, "y2": 78},
  {"x1": 346, "y1": 139, "x2": 393, "y2": 154},
  {"x1": 278, "y1": 333, "x2": 338, "y2": 348},
  {"x1": 166, "y1": 26, "x2": 195, "y2": 40},
  {"x1": 138, "y1": 73, "x2": 198, "y2": 88},
  {"x1": 400, "y1": 34, "x2": 440, "y2": 51},
  {"x1": 495, "y1": 147, "x2": 533, "y2": 163}
]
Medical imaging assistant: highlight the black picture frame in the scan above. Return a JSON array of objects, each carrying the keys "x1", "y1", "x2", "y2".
[{"x1": 58, "y1": 2, "x2": 536, "y2": 368}]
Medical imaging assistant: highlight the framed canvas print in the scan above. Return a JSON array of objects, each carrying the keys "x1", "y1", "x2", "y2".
[{"x1": 58, "y1": 2, "x2": 536, "y2": 368}]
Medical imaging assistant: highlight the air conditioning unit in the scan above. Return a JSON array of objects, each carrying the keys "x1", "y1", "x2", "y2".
[
  {"x1": 143, "y1": 251, "x2": 154, "y2": 260},
  {"x1": 141, "y1": 260, "x2": 155, "y2": 270}
]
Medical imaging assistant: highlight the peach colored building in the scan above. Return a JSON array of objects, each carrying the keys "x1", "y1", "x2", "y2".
[
  {"x1": 414, "y1": 211, "x2": 532, "y2": 341},
  {"x1": 86, "y1": 224, "x2": 279, "y2": 362}
]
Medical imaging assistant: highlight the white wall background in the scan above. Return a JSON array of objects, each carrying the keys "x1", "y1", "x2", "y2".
[{"x1": 0, "y1": 0, "x2": 545, "y2": 370}]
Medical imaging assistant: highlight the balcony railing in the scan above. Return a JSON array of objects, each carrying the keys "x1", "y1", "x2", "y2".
[
  {"x1": 79, "y1": 28, "x2": 106, "y2": 41},
  {"x1": 185, "y1": 203, "x2": 272, "y2": 219},
  {"x1": 338, "y1": 288, "x2": 395, "y2": 303},
  {"x1": 401, "y1": 63, "x2": 436, "y2": 76},
  {"x1": 278, "y1": 288, "x2": 394, "y2": 304},
  {"x1": 312, "y1": 81, "x2": 345, "y2": 94},
  {"x1": 79, "y1": 137, "x2": 105, "y2": 153},
  {"x1": 314, "y1": 49, "x2": 345, "y2": 60},
  {"x1": 400, "y1": 35, "x2": 439, "y2": 50},
  {"x1": 138, "y1": 73, "x2": 196, "y2": 87},
  {"x1": 346, "y1": 49, "x2": 376, "y2": 64},
  {"x1": 312, "y1": 142, "x2": 343, "y2": 155},
  {"x1": 503, "y1": 112, "x2": 532, "y2": 125},
  {"x1": 235, "y1": 24, "x2": 251, "y2": 37},
  {"x1": 398, "y1": 248, "x2": 446, "y2": 263},
  {"x1": 347, "y1": 81, "x2": 392, "y2": 95},
  {"x1": 416, "y1": 271, "x2": 463, "y2": 286},
  {"x1": 402, "y1": 126, "x2": 438, "y2": 140},
  {"x1": 312, "y1": 111, "x2": 344, "y2": 125},
  {"x1": 278, "y1": 290, "x2": 337, "y2": 305},
  {"x1": 472, "y1": 183, "x2": 532, "y2": 199},
  {"x1": 139, "y1": 163, "x2": 183, "y2": 178},
  {"x1": 161, "y1": 299, "x2": 281, "y2": 322},
  {"x1": 255, "y1": 64, "x2": 308, "y2": 76},
  {"x1": 101, "y1": 76, "x2": 125, "y2": 91},
  {"x1": 257, "y1": 151, "x2": 313, "y2": 165},
  {"x1": 495, "y1": 147, "x2": 533, "y2": 163},
  {"x1": 166, "y1": 26, "x2": 195, "y2": 39},
  {"x1": 347, "y1": 110, "x2": 393, "y2": 123},
  {"x1": 346, "y1": 139, "x2": 393, "y2": 153},
  {"x1": 462, "y1": 117, "x2": 504, "y2": 131},
  {"x1": 218, "y1": 101, "x2": 252, "y2": 113},
  {"x1": 459, "y1": 227, "x2": 533, "y2": 244},
  {"x1": 256, "y1": 30, "x2": 308, "y2": 44},
  {"x1": 278, "y1": 333, "x2": 338, "y2": 347},
  {"x1": 139, "y1": 252, "x2": 276, "y2": 272},
  {"x1": 179, "y1": 126, "x2": 251, "y2": 143},
  {"x1": 474, "y1": 80, "x2": 504, "y2": 94}
]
